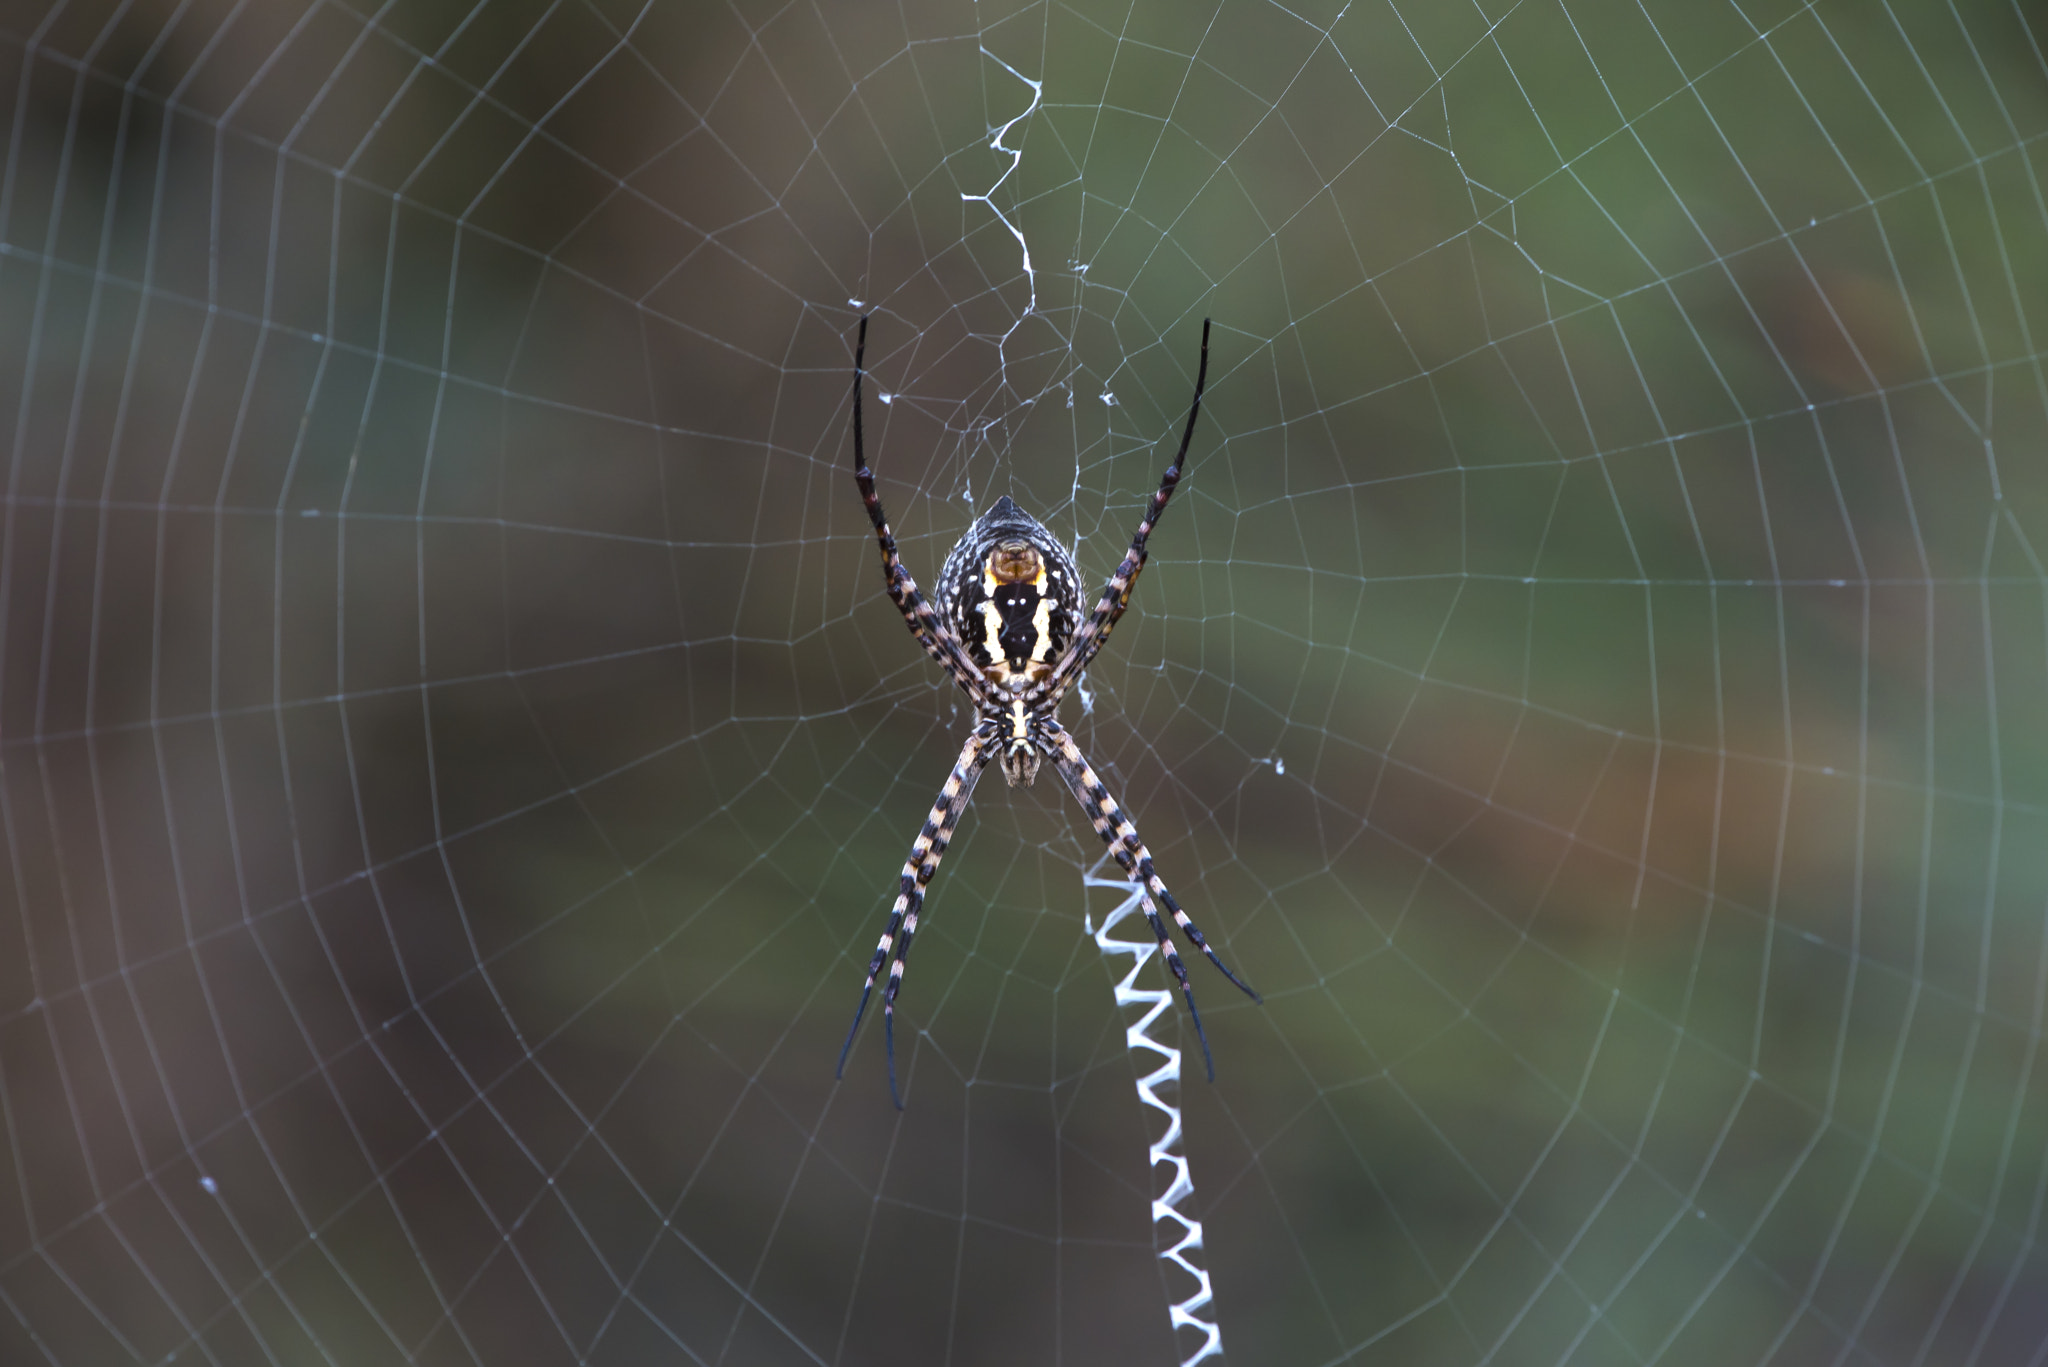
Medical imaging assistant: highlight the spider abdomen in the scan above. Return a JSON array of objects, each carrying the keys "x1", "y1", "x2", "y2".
[{"x1": 937, "y1": 495, "x2": 1080, "y2": 688}]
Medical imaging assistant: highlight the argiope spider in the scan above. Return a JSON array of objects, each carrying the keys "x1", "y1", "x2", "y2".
[{"x1": 837, "y1": 316, "x2": 1260, "y2": 1108}]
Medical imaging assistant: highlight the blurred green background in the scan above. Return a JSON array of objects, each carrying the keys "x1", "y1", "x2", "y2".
[{"x1": 4, "y1": 0, "x2": 2048, "y2": 1363}]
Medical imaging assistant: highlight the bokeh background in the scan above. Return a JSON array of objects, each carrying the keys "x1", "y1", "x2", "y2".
[{"x1": 5, "y1": 0, "x2": 2048, "y2": 1363}]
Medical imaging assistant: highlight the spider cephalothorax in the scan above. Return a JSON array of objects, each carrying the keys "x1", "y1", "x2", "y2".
[{"x1": 837, "y1": 316, "x2": 1261, "y2": 1107}]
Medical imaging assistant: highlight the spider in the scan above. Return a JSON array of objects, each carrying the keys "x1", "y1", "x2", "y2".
[{"x1": 837, "y1": 315, "x2": 1260, "y2": 1108}]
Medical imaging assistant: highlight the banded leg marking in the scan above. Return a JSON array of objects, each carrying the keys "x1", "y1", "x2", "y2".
[
  {"x1": 1035, "y1": 318, "x2": 1210, "y2": 706},
  {"x1": 1046, "y1": 724, "x2": 1259, "y2": 1004},
  {"x1": 838, "y1": 731, "x2": 991, "y2": 1107},
  {"x1": 1048, "y1": 735, "x2": 1216, "y2": 1078},
  {"x1": 851, "y1": 317, "x2": 989, "y2": 698},
  {"x1": 1044, "y1": 724, "x2": 1256, "y2": 1081}
]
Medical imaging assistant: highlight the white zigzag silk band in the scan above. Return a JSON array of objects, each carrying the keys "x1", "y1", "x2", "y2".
[{"x1": 1086, "y1": 858, "x2": 1226, "y2": 1367}]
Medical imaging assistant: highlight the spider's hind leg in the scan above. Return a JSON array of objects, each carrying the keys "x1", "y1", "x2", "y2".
[
  {"x1": 837, "y1": 731, "x2": 991, "y2": 1108},
  {"x1": 1043, "y1": 722, "x2": 1260, "y2": 1077},
  {"x1": 1132, "y1": 887, "x2": 1219, "y2": 1081}
]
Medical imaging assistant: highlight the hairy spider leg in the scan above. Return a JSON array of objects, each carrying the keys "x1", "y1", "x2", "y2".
[
  {"x1": 851, "y1": 316, "x2": 990, "y2": 700},
  {"x1": 837, "y1": 730, "x2": 992, "y2": 1108},
  {"x1": 1044, "y1": 723, "x2": 1259, "y2": 1081},
  {"x1": 1034, "y1": 318, "x2": 1211, "y2": 708}
]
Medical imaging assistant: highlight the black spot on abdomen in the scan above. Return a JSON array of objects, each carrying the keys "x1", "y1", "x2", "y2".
[{"x1": 994, "y1": 586, "x2": 1044, "y2": 666}]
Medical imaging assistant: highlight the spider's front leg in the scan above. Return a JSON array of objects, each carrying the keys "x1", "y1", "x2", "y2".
[
  {"x1": 1040, "y1": 719, "x2": 1259, "y2": 1080},
  {"x1": 838, "y1": 727, "x2": 993, "y2": 1108},
  {"x1": 1029, "y1": 318, "x2": 1210, "y2": 711},
  {"x1": 849, "y1": 316, "x2": 989, "y2": 699}
]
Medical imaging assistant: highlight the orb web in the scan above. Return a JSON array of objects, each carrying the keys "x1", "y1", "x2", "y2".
[{"x1": 3, "y1": 2, "x2": 2047, "y2": 1365}]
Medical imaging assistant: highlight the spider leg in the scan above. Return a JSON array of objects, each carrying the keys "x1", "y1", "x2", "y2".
[
  {"x1": 1032, "y1": 318, "x2": 1210, "y2": 708},
  {"x1": 850, "y1": 317, "x2": 990, "y2": 701},
  {"x1": 1043, "y1": 722, "x2": 1258, "y2": 1082},
  {"x1": 1044, "y1": 723, "x2": 1259, "y2": 1002},
  {"x1": 838, "y1": 729, "x2": 992, "y2": 1108}
]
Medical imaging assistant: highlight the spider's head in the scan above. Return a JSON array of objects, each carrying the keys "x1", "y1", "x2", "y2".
[{"x1": 936, "y1": 496, "x2": 1082, "y2": 691}]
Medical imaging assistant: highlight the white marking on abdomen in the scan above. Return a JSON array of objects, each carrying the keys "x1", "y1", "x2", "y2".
[{"x1": 1030, "y1": 593, "x2": 1056, "y2": 663}]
